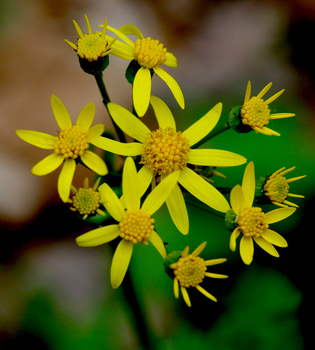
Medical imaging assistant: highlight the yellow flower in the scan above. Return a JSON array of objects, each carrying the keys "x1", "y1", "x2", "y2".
[
  {"x1": 92, "y1": 96, "x2": 247, "y2": 234},
  {"x1": 263, "y1": 166, "x2": 306, "y2": 207},
  {"x1": 68, "y1": 177, "x2": 106, "y2": 219},
  {"x1": 16, "y1": 95, "x2": 107, "y2": 202},
  {"x1": 76, "y1": 157, "x2": 180, "y2": 289},
  {"x1": 65, "y1": 15, "x2": 116, "y2": 62},
  {"x1": 169, "y1": 242, "x2": 228, "y2": 307},
  {"x1": 227, "y1": 162, "x2": 296, "y2": 265},
  {"x1": 102, "y1": 24, "x2": 184, "y2": 116},
  {"x1": 240, "y1": 81, "x2": 295, "y2": 136}
]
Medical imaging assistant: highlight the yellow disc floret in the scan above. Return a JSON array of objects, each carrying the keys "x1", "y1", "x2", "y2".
[
  {"x1": 264, "y1": 175, "x2": 289, "y2": 204},
  {"x1": 240, "y1": 96, "x2": 270, "y2": 129},
  {"x1": 77, "y1": 34, "x2": 109, "y2": 62},
  {"x1": 134, "y1": 37, "x2": 167, "y2": 69},
  {"x1": 54, "y1": 125, "x2": 89, "y2": 159},
  {"x1": 237, "y1": 207, "x2": 269, "y2": 237},
  {"x1": 119, "y1": 210, "x2": 155, "y2": 244},
  {"x1": 140, "y1": 127, "x2": 190, "y2": 175},
  {"x1": 71, "y1": 187, "x2": 101, "y2": 218},
  {"x1": 173, "y1": 254, "x2": 207, "y2": 288}
]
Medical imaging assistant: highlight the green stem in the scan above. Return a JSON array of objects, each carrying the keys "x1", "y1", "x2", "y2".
[
  {"x1": 192, "y1": 121, "x2": 231, "y2": 149},
  {"x1": 94, "y1": 72, "x2": 127, "y2": 143},
  {"x1": 185, "y1": 195, "x2": 226, "y2": 218}
]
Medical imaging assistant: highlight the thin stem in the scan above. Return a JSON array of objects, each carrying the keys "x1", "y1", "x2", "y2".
[
  {"x1": 94, "y1": 72, "x2": 127, "y2": 143},
  {"x1": 192, "y1": 121, "x2": 231, "y2": 149}
]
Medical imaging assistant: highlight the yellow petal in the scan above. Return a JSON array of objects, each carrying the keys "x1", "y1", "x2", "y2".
[
  {"x1": 180, "y1": 286, "x2": 191, "y2": 307},
  {"x1": 164, "y1": 52, "x2": 178, "y2": 68},
  {"x1": 205, "y1": 272, "x2": 228, "y2": 279},
  {"x1": 16, "y1": 130, "x2": 56, "y2": 149},
  {"x1": 133, "y1": 67, "x2": 151, "y2": 117},
  {"x1": 76, "y1": 225, "x2": 120, "y2": 247},
  {"x1": 31, "y1": 153, "x2": 64, "y2": 176},
  {"x1": 153, "y1": 66, "x2": 185, "y2": 109},
  {"x1": 191, "y1": 241, "x2": 207, "y2": 256},
  {"x1": 240, "y1": 236, "x2": 254, "y2": 265},
  {"x1": 188, "y1": 149, "x2": 246, "y2": 167},
  {"x1": 264, "y1": 89, "x2": 284, "y2": 105},
  {"x1": 182, "y1": 103, "x2": 222, "y2": 146},
  {"x1": 244, "y1": 81, "x2": 251, "y2": 103},
  {"x1": 106, "y1": 37, "x2": 135, "y2": 60},
  {"x1": 118, "y1": 24, "x2": 143, "y2": 39},
  {"x1": 86, "y1": 124, "x2": 105, "y2": 142},
  {"x1": 148, "y1": 230, "x2": 167, "y2": 260},
  {"x1": 123, "y1": 157, "x2": 140, "y2": 211},
  {"x1": 256, "y1": 82, "x2": 272, "y2": 99},
  {"x1": 58, "y1": 159, "x2": 76, "y2": 202},
  {"x1": 265, "y1": 207, "x2": 296, "y2": 224},
  {"x1": 150, "y1": 95, "x2": 176, "y2": 129},
  {"x1": 229, "y1": 227, "x2": 241, "y2": 251},
  {"x1": 84, "y1": 14, "x2": 92, "y2": 35},
  {"x1": 269, "y1": 113, "x2": 295, "y2": 120},
  {"x1": 242, "y1": 161, "x2": 255, "y2": 208},
  {"x1": 178, "y1": 167, "x2": 230, "y2": 213},
  {"x1": 51, "y1": 95, "x2": 72, "y2": 130},
  {"x1": 261, "y1": 229, "x2": 288, "y2": 247},
  {"x1": 137, "y1": 165, "x2": 154, "y2": 197},
  {"x1": 80, "y1": 150, "x2": 108, "y2": 175},
  {"x1": 204, "y1": 258, "x2": 227, "y2": 266},
  {"x1": 110, "y1": 239, "x2": 133, "y2": 289},
  {"x1": 107, "y1": 103, "x2": 150, "y2": 143},
  {"x1": 196, "y1": 285, "x2": 217, "y2": 302},
  {"x1": 141, "y1": 170, "x2": 180, "y2": 216},
  {"x1": 98, "y1": 183, "x2": 125, "y2": 222},
  {"x1": 173, "y1": 278, "x2": 179, "y2": 298},
  {"x1": 253, "y1": 236, "x2": 279, "y2": 257},
  {"x1": 73, "y1": 19, "x2": 84, "y2": 39},
  {"x1": 92, "y1": 136, "x2": 144, "y2": 156},
  {"x1": 230, "y1": 185, "x2": 245, "y2": 215},
  {"x1": 76, "y1": 102, "x2": 95, "y2": 132},
  {"x1": 106, "y1": 25, "x2": 135, "y2": 49},
  {"x1": 165, "y1": 183, "x2": 189, "y2": 235}
]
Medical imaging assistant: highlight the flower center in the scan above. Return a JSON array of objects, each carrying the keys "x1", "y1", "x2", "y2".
[
  {"x1": 264, "y1": 175, "x2": 289, "y2": 204},
  {"x1": 71, "y1": 187, "x2": 101, "y2": 217},
  {"x1": 140, "y1": 127, "x2": 190, "y2": 175},
  {"x1": 237, "y1": 207, "x2": 269, "y2": 237},
  {"x1": 173, "y1": 255, "x2": 207, "y2": 288},
  {"x1": 119, "y1": 210, "x2": 155, "y2": 244},
  {"x1": 134, "y1": 37, "x2": 167, "y2": 69},
  {"x1": 240, "y1": 96, "x2": 270, "y2": 129},
  {"x1": 54, "y1": 125, "x2": 89, "y2": 159},
  {"x1": 77, "y1": 34, "x2": 109, "y2": 62}
]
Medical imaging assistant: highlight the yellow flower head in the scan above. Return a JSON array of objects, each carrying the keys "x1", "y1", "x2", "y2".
[
  {"x1": 263, "y1": 166, "x2": 306, "y2": 207},
  {"x1": 68, "y1": 177, "x2": 106, "y2": 219},
  {"x1": 16, "y1": 95, "x2": 107, "y2": 202},
  {"x1": 92, "y1": 96, "x2": 247, "y2": 235},
  {"x1": 240, "y1": 81, "x2": 295, "y2": 136},
  {"x1": 102, "y1": 24, "x2": 184, "y2": 116},
  {"x1": 168, "y1": 242, "x2": 228, "y2": 307},
  {"x1": 226, "y1": 162, "x2": 296, "y2": 265},
  {"x1": 65, "y1": 15, "x2": 116, "y2": 62},
  {"x1": 76, "y1": 157, "x2": 179, "y2": 289}
]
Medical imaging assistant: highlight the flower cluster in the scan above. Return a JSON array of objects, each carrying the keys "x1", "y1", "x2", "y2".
[{"x1": 16, "y1": 15, "x2": 305, "y2": 307}]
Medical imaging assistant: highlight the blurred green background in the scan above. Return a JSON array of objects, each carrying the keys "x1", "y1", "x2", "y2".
[{"x1": 1, "y1": 0, "x2": 313, "y2": 349}]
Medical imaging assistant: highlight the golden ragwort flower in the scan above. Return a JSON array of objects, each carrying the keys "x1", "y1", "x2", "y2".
[
  {"x1": 240, "y1": 81, "x2": 295, "y2": 136},
  {"x1": 227, "y1": 161, "x2": 296, "y2": 265},
  {"x1": 102, "y1": 24, "x2": 184, "y2": 116},
  {"x1": 76, "y1": 157, "x2": 180, "y2": 289},
  {"x1": 65, "y1": 15, "x2": 116, "y2": 62},
  {"x1": 68, "y1": 177, "x2": 106, "y2": 219},
  {"x1": 16, "y1": 95, "x2": 107, "y2": 202},
  {"x1": 170, "y1": 242, "x2": 228, "y2": 307},
  {"x1": 263, "y1": 166, "x2": 306, "y2": 208},
  {"x1": 92, "y1": 96, "x2": 247, "y2": 234}
]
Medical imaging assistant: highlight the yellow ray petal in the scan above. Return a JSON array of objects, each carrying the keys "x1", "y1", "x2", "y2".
[
  {"x1": 16, "y1": 130, "x2": 56, "y2": 149},
  {"x1": 106, "y1": 25, "x2": 136, "y2": 49},
  {"x1": 76, "y1": 225, "x2": 120, "y2": 247},
  {"x1": 76, "y1": 102, "x2": 95, "y2": 132},
  {"x1": 191, "y1": 241, "x2": 207, "y2": 256},
  {"x1": 137, "y1": 165, "x2": 154, "y2": 197},
  {"x1": 264, "y1": 89, "x2": 284, "y2": 105},
  {"x1": 86, "y1": 124, "x2": 105, "y2": 143},
  {"x1": 204, "y1": 258, "x2": 227, "y2": 266},
  {"x1": 180, "y1": 286, "x2": 191, "y2": 307},
  {"x1": 253, "y1": 236, "x2": 279, "y2": 257},
  {"x1": 244, "y1": 81, "x2": 251, "y2": 103},
  {"x1": 196, "y1": 285, "x2": 217, "y2": 302},
  {"x1": 178, "y1": 167, "x2": 230, "y2": 213},
  {"x1": 261, "y1": 229, "x2": 288, "y2": 247},
  {"x1": 150, "y1": 95, "x2": 176, "y2": 129},
  {"x1": 31, "y1": 153, "x2": 64, "y2": 176},
  {"x1": 153, "y1": 66, "x2": 185, "y2": 109},
  {"x1": 188, "y1": 149, "x2": 246, "y2": 167},
  {"x1": 92, "y1": 136, "x2": 144, "y2": 156},
  {"x1": 164, "y1": 52, "x2": 178, "y2": 68},
  {"x1": 148, "y1": 230, "x2": 167, "y2": 260},
  {"x1": 256, "y1": 82, "x2": 272, "y2": 99},
  {"x1": 269, "y1": 113, "x2": 295, "y2": 120},
  {"x1": 118, "y1": 24, "x2": 144, "y2": 39},
  {"x1": 240, "y1": 236, "x2": 254, "y2": 265},
  {"x1": 265, "y1": 207, "x2": 296, "y2": 224},
  {"x1": 58, "y1": 158, "x2": 76, "y2": 202},
  {"x1": 51, "y1": 95, "x2": 72, "y2": 130},
  {"x1": 106, "y1": 36, "x2": 135, "y2": 60},
  {"x1": 123, "y1": 157, "x2": 140, "y2": 211},
  {"x1": 183, "y1": 102, "x2": 222, "y2": 146},
  {"x1": 230, "y1": 185, "x2": 245, "y2": 216},
  {"x1": 80, "y1": 150, "x2": 108, "y2": 175},
  {"x1": 133, "y1": 67, "x2": 152, "y2": 117},
  {"x1": 229, "y1": 227, "x2": 241, "y2": 251},
  {"x1": 73, "y1": 19, "x2": 84, "y2": 39},
  {"x1": 111, "y1": 239, "x2": 133, "y2": 289},
  {"x1": 173, "y1": 278, "x2": 180, "y2": 298},
  {"x1": 242, "y1": 161, "x2": 255, "y2": 208},
  {"x1": 99, "y1": 183, "x2": 125, "y2": 222},
  {"x1": 205, "y1": 272, "x2": 228, "y2": 279},
  {"x1": 84, "y1": 14, "x2": 93, "y2": 35}
]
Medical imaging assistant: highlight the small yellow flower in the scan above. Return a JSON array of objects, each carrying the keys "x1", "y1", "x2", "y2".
[
  {"x1": 68, "y1": 177, "x2": 106, "y2": 219},
  {"x1": 102, "y1": 24, "x2": 184, "y2": 116},
  {"x1": 76, "y1": 157, "x2": 180, "y2": 289},
  {"x1": 169, "y1": 242, "x2": 228, "y2": 307},
  {"x1": 65, "y1": 15, "x2": 116, "y2": 62},
  {"x1": 263, "y1": 166, "x2": 306, "y2": 207},
  {"x1": 227, "y1": 162, "x2": 296, "y2": 265},
  {"x1": 240, "y1": 81, "x2": 295, "y2": 136},
  {"x1": 92, "y1": 96, "x2": 247, "y2": 234},
  {"x1": 16, "y1": 95, "x2": 107, "y2": 202}
]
